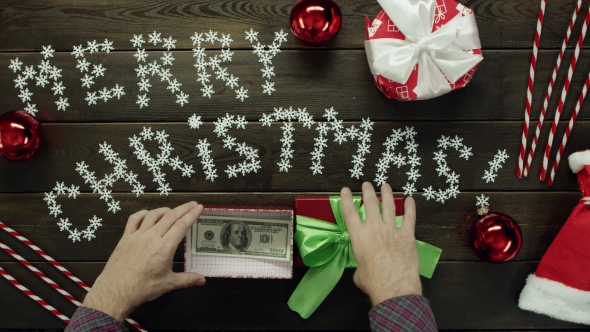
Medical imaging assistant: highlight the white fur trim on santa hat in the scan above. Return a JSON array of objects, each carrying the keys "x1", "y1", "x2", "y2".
[
  {"x1": 518, "y1": 274, "x2": 590, "y2": 325},
  {"x1": 568, "y1": 150, "x2": 590, "y2": 174}
]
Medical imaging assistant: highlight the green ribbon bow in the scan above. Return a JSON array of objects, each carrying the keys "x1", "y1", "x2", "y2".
[{"x1": 288, "y1": 196, "x2": 442, "y2": 319}]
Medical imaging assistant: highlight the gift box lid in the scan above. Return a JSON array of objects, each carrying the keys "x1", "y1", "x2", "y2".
[{"x1": 293, "y1": 195, "x2": 404, "y2": 268}]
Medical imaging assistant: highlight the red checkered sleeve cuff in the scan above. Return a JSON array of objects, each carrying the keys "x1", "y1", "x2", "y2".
[
  {"x1": 65, "y1": 306, "x2": 128, "y2": 332},
  {"x1": 369, "y1": 295, "x2": 438, "y2": 332}
]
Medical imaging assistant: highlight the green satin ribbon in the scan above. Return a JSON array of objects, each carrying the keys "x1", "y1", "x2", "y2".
[{"x1": 288, "y1": 196, "x2": 442, "y2": 319}]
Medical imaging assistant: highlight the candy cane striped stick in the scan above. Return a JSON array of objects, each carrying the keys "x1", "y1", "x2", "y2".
[
  {"x1": 0, "y1": 221, "x2": 147, "y2": 332},
  {"x1": 540, "y1": 8, "x2": 590, "y2": 181},
  {"x1": 523, "y1": 0, "x2": 582, "y2": 177},
  {"x1": 0, "y1": 240, "x2": 83, "y2": 306},
  {"x1": 517, "y1": 0, "x2": 546, "y2": 178},
  {"x1": 0, "y1": 221, "x2": 90, "y2": 291},
  {"x1": 548, "y1": 72, "x2": 590, "y2": 186},
  {"x1": 0, "y1": 266, "x2": 70, "y2": 324}
]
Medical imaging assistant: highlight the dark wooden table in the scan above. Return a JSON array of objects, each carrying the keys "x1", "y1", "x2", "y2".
[{"x1": 1, "y1": 0, "x2": 589, "y2": 330}]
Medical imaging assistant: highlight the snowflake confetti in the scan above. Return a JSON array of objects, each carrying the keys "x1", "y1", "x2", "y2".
[
  {"x1": 46, "y1": 128, "x2": 198, "y2": 242},
  {"x1": 10, "y1": 46, "x2": 69, "y2": 113},
  {"x1": 259, "y1": 107, "x2": 314, "y2": 172},
  {"x1": 55, "y1": 97, "x2": 69, "y2": 111},
  {"x1": 130, "y1": 34, "x2": 145, "y2": 48},
  {"x1": 196, "y1": 139, "x2": 218, "y2": 181},
  {"x1": 423, "y1": 135, "x2": 472, "y2": 204},
  {"x1": 235, "y1": 86, "x2": 249, "y2": 102},
  {"x1": 374, "y1": 127, "x2": 420, "y2": 196},
  {"x1": 191, "y1": 30, "x2": 249, "y2": 101},
  {"x1": 188, "y1": 114, "x2": 203, "y2": 129},
  {"x1": 45, "y1": 181, "x2": 108, "y2": 243},
  {"x1": 205, "y1": 113, "x2": 261, "y2": 178},
  {"x1": 482, "y1": 150, "x2": 509, "y2": 183},
  {"x1": 132, "y1": 31, "x2": 188, "y2": 108},
  {"x1": 262, "y1": 80, "x2": 275, "y2": 95},
  {"x1": 476, "y1": 194, "x2": 489, "y2": 208},
  {"x1": 41, "y1": 45, "x2": 55, "y2": 59},
  {"x1": 148, "y1": 31, "x2": 162, "y2": 45},
  {"x1": 73, "y1": 39, "x2": 124, "y2": 106},
  {"x1": 136, "y1": 94, "x2": 150, "y2": 108},
  {"x1": 8, "y1": 58, "x2": 23, "y2": 73},
  {"x1": 246, "y1": 29, "x2": 287, "y2": 95}
]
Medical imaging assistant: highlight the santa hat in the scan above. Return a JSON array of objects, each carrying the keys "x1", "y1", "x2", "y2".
[{"x1": 518, "y1": 150, "x2": 590, "y2": 325}]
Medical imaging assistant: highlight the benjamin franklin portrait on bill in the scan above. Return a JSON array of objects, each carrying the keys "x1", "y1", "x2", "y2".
[{"x1": 221, "y1": 221, "x2": 251, "y2": 253}]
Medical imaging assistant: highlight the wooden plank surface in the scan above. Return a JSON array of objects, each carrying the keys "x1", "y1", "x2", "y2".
[
  {"x1": 0, "y1": 192, "x2": 580, "y2": 263},
  {"x1": 0, "y1": 262, "x2": 586, "y2": 330},
  {"x1": 1, "y1": 0, "x2": 589, "y2": 330},
  {"x1": 2, "y1": 49, "x2": 590, "y2": 122},
  {"x1": 1, "y1": 0, "x2": 590, "y2": 50},
  {"x1": 0, "y1": 122, "x2": 584, "y2": 193}
]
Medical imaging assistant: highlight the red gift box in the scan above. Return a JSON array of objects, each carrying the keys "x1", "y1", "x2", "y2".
[
  {"x1": 293, "y1": 196, "x2": 404, "y2": 268},
  {"x1": 365, "y1": 0, "x2": 483, "y2": 101}
]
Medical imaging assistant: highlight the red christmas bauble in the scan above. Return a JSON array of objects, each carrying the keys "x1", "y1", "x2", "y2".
[
  {"x1": 290, "y1": 0, "x2": 342, "y2": 45},
  {"x1": 470, "y1": 212, "x2": 522, "y2": 263},
  {"x1": 0, "y1": 110, "x2": 43, "y2": 161}
]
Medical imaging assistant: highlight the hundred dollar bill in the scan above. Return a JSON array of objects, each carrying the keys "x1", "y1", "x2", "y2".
[{"x1": 192, "y1": 216, "x2": 291, "y2": 261}]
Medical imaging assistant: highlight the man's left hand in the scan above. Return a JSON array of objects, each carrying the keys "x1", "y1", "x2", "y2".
[{"x1": 82, "y1": 201, "x2": 206, "y2": 322}]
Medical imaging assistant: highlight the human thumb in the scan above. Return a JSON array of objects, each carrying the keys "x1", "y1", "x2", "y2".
[{"x1": 172, "y1": 272, "x2": 206, "y2": 290}]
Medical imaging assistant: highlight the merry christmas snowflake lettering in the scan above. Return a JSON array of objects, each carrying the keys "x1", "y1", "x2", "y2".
[
  {"x1": 46, "y1": 107, "x2": 511, "y2": 242},
  {"x1": 10, "y1": 30, "x2": 288, "y2": 115}
]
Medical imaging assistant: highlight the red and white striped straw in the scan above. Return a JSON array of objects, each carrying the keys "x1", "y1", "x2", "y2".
[
  {"x1": 548, "y1": 72, "x2": 590, "y2": 186},
  {"x1": 523, "y1": 0, "x2": 581, "y2": 177},
  {"x1": 0, "y1": 240, "x2": 83, "y2": 306},
  {"x1": 517, "y1": 0, "x2": 547, "y2": 178},
  {"x1": 0, "y1": 221, "x2": 147, "y2": 332},
  {"x1": 541, "y1": 8, "x2": 590, "y2": 181},
  {"x1": 0, "y1": 221, "x2": 90, "y2": 291},
  {"x1": 0, "y1": 266, "x2": 70, "y2": 324}
]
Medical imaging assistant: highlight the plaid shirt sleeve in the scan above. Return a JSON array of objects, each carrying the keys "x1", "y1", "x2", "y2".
[
  {"x1": 369, "y1": 295, "x2": 438, "y2": 332},
  {"x1": 65, "y1": 306, "x2": 128, "y2": 332}
]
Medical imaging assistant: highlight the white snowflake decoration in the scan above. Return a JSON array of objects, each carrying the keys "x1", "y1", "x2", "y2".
[
  {"x1": 188, "y1": 114, "x2": 203, "y2": 129},
  {"x1": 44, "y1": 182, "x2": 102, "y2": 243},
  {"x1": 307, "y1": 107, "x2": 372, "y2": 178},
  {"x1": 483, "y1": 149, "x2": 509, "y2": 183},
  {"x1": 132, "y1": 31, "x2": 188, "y2": 108},
  {"x1": 349, "y1": 118, "x2": 374, "y2": 179},
  {"x1": 129, "y1": 127, "x2": 195, "y2": 195},
  {"x1": 10, "y1": 45, "x2": 67, "y2": 114},
  {"x1": 245, "y1": 29, "x2": 287, "y2": 95},
  {"x1": 191, "y1": 30, "x2": 248, "y2": 100},
  {"x1": 476, "y1": 194, "x2": 489, "y2": 208},
  {"x1": 422, "y1": 135, "x2": 472, "y2": 204},
  {"x1": 195, "y1": 139, "x2": 218, "y2": 181},
  {"x1": 205, "y1": 113, "x2": 261, "y2": 178},
  {"x1": 374, "y1": 127, "x2": 421, "y2": 196},
  {"x1": 260, "y1": 107, "x2": 314, "y2": 172},
  {"x1": 73, "y1": 39, "x2": 124, "y2": 106},
  {"x1": 46, "y1": 128, "x2": 196, "y2": 242}
]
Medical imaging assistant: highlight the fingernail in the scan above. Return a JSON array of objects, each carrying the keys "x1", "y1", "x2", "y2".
[
  {"x1": 197, "y1": 278, "x2": 206, "y2": 286},
  {"x1": 195, "y1": 204, "x2": 203, "y2": 210},
  {"x1": 341, "y1": 187, "x2": 351, "y2": 194}
]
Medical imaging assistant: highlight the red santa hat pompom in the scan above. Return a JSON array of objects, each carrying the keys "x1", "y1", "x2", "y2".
[{"x1": 518, "y1": 150, "x2": 590, "y2": 325}]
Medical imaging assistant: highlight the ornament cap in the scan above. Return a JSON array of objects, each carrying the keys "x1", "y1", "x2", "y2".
[{"x1": 477, "y1": 206, "x2": 489, "y2": 216}]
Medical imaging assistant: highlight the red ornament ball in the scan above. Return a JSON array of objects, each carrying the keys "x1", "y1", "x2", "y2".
[
  {"x1": 0, "y1": 110, "x2": 43, "y2": 161},
  {"x1": 470, "y1": 212, "x2": 522, "y2": 263},
  {"x1": 290, "y1": 0, "x2": 342, "y2": 45}
]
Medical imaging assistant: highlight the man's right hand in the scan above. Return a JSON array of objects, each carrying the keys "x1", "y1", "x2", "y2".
[{"x1": 340, "y1": 182, "x2": 422, "y2": 306}]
